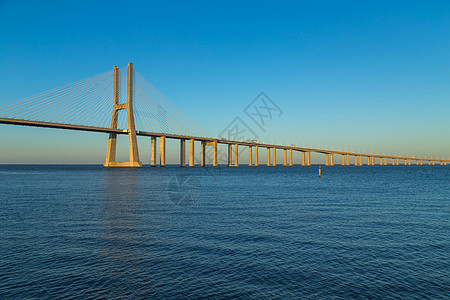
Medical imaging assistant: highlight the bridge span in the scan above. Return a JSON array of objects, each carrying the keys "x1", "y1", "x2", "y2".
[{"x1": 0, "y1": 63, "x2": 448, "y2": 167}]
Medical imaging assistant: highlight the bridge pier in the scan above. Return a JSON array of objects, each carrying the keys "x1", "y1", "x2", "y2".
[
  {"x1": 180, "y1": 139, "x2": 185, "y2": 167},
  {"x1": 201, "y1": 141, "x2": 206, "y2": 167},
  {"x1": 213, "y1": 140, "x2": 218, "y2": 167},
  {"x1": 249, "y1": 146, "x2": 253, "y2": 166},
  {"x1": 228, "y1": 144, "x2": 232, "y2": 166},
  {"x1": 283, "y1": 149, "x2": 287, "y2": 166},
  {"x1": 302, "y1": 152, "x2": 306, "y2": 166},
  {"x1": 234, "y1": 143, "x2": 239, "y2": 166},
  {"x1": 325, "y1": 154, "x2": 329, "y2": 166},
  {"x1": 307, "y1": 152, "x2": 311, "y2": 166},
  {"x1": 160, "y1": 136, "x2": 166, "y2": 167},
  {"x1": 151, "y1": 137, "x2": 156, "y2": 167},
  {"x1": 255, "y1": 146, "x2": 259, "y2": 166},
  {"x1": 273, "y1": 148, "x2": 277, "y2": 166},
  {"x1": 189, "y1": 139, "x2": 195, "y2": 167}
]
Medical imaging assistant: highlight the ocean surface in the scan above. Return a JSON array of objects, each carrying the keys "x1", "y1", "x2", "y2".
[{"x1": 0, "y1": 164, "x2": 449, "y2": 299}]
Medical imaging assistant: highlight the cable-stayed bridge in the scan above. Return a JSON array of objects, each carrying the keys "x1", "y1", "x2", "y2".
[{"x1": 0, "y1": 63, "x2": 448, "y2": 167}]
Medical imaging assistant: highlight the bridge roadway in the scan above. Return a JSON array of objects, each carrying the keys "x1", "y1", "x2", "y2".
[{"x1": 1, "y1": 117, "x2": 448, "y2": 166}]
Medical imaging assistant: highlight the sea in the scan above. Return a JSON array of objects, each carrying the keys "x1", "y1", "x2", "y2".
[{"x1": 0, "y1": 165, "x2": 449, "y2": 299}]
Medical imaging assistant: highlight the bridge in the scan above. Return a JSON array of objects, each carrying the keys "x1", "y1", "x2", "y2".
[{"x1": 0, "y1": 63, "x2": 448, "y2": 167}]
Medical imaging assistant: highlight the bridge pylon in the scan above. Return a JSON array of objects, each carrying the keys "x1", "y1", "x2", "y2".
[{"x1": 103, "y1": 63, "x2": 142, "y2": 168}]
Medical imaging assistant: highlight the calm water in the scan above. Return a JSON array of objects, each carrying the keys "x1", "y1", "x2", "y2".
[{"x1": 0, "y1": 165, "x2": 449, "y2": 299}]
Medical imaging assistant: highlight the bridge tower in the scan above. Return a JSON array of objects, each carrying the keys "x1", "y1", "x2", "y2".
[{"x1": 103, "y1": 63, "x2": 142, "y2": 167}]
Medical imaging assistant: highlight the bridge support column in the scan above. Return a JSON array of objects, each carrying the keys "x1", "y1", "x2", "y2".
[
  {"x1": 384, "y1": 157, "x2": 387, "y2": 165},
  {"x1": 189, "y1": 139, "x2": 195, "y2": 167},
  {"x1": 302, "y1": 152, "x2": 306, "y2": 166},
  {"x1": 228, "y1": 144, "x2": 232, "y2": 166},
  {"x1": 342, "y1": 154, "x2": 345, "y2": 166},
  {"x1": 355, "y1": 156, "x2": 358, "y2": 166},
  {"x1": 432, "y1": 161, "x2": 435, "y2": 166},
  {"x1": 396, "y1": 158, "x2": 399, "y2": 165},
  {"x1": 180, "y1": 139, "x2": 185, "y2": 167},
  {"x1": 267, "y1": 148, "x2": 271, "y2": 166},
  {"x1": 367, "y1": 156, "x2": 371, "y2": 166},
  {"x1": 346, "y1": 154, "x2": 349, "y2": 166},
  {"x1": 359, "y1": 155, "x2": 362, "y2": 166},
  {"x1": 283, "y1": 149, "x2": 287, "y2": 166},
  {"x1": 201, "y1": 141, "x2": 205, "y2": 167},
  {"x1": 371, "y1": 156, "x2": 375, "y2": 166},
  {"x1": 273, "y1": 148, "x2": 276, "y2": 166},
  {"x1": 325, "y1": 154, "x2": 329, "y2": 166},
  {"x1": 249, "y1": 146, "x2": 253, "y2": 166},
  {"x1": 307, "y1": 152, "x2": 311, "y2": 166},
  {"x1": 255, "y1": 146, "x2": 259, "y2": 166},
  {"x1": 379, "y1": 157, "x2": 383, "y2": 166},
  {"x1": 160, "y1": 136, "x2": 166, "y2": 167},
  {"x1": 330, "y1": 154, "x2": 334, "y2": 166},
  {"x1": 104, "y1": 63, "x2": 142, "y2": 167},
  {"x1": 234, "y1": 143, "x2": 239, "y2": 166},
  {"x1": 213, "y1": 140, "x2": 218, "y2": 167},
  {"x1": 151, "y1": 137, "x2": 156, "y2": 167},
  {"x1": 408, "y1": 159, "x2": 411, "y2": 166},
  {"x1": 289, "y1": 149, "x2": 293, "y2": 166}
]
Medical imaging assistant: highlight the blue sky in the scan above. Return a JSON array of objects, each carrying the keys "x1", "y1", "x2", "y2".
[{"x1": 0, "y1": 0, "x2": 449, "y2": 164}]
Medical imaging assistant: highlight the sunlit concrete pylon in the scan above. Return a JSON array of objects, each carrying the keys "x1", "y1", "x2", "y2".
[{"x1": 103, "y1": 63, "x2": 142, "y2": 167}]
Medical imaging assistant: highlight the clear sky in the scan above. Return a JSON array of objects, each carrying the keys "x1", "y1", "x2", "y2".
[{"x1": 0, "y1": 0, "x2": 449, "y2": 164}]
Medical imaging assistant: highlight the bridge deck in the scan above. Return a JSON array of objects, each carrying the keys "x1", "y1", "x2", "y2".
[{"x1": 0, "y1": 117, "x2": 448, "y2": 163}]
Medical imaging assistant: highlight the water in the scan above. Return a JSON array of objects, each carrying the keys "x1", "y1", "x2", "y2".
[{"x1": 0, "y1": 165, "x2": 449, "y2": 298}]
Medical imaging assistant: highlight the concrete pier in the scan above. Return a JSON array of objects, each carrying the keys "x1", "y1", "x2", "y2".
[
  {"x1": 189, "y1": 138, "x2": 194, "y2": 167},
  {"x1": 249, "y1": 146, "x2": 253, "y2": 166},
  {"x1": 255, "y1": 146, "x2": 259, "y2": 166},
  {"x1": 307, "y1": 152, "x2": 311, "y2": 166},
  {"x1": 283, "y1": 149, "x2": 287, "y2": 166},
  {"x1": 160, "y1": 136, "x2": 166, "y2": 167},
  {"x1": 213, "y1": 140, "x2": 218, "y2": 167},
  {"x1": 267, "y1": 148, "x2": 271, "y2": 166},
  {"x1": 302, "y1": 152, "x2": 306, "y2": 166},
  {"x1": 273, "y1": 148, "x2": 276, "y2": 166},
  {"x1": 180, "y1": 139, "x2": 185, "y2": 167},
  {"x1": 228, "y1": 144, "x2": 232, "y2": 166},
  {"x1": 201, "y1": 141, "x2": 205, "y2": 167},
  {"x1": 151, "y1": 137, "x2": 156, "y2": 167},
  {"x1": 234, "y1": 143, "x2": 238, "y2": 166}
]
